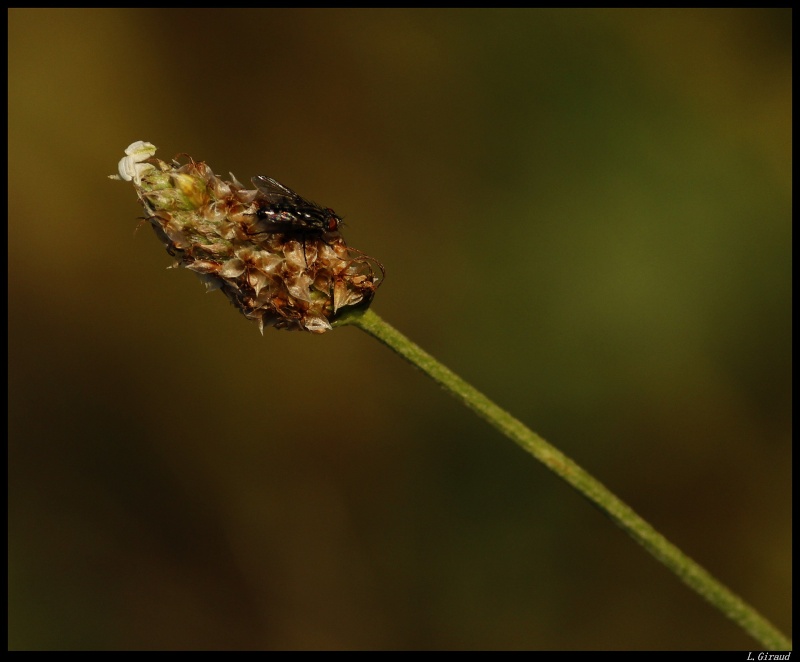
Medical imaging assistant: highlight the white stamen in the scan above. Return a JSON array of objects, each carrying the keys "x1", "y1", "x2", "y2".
[{"x1": 113, "y1": 140, "x2": 157, "y2": 182}]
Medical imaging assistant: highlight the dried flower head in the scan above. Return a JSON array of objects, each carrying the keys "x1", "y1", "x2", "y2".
[{"x1": 111, "y1": 142, "x2": 383, "y2": 333}]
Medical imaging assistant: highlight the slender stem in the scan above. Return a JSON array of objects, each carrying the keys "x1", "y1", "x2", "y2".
[{"x1": 348, "y1": 308, "x2": 791, "y2": 650}]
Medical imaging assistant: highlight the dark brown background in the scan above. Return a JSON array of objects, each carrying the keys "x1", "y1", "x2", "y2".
[{"x1": 9, "y1": 8, "x2": 791, "y2": 650}]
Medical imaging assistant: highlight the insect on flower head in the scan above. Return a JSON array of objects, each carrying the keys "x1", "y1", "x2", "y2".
[{"x1": 111, "y1": 141, "x2": 383, "y2": 334}]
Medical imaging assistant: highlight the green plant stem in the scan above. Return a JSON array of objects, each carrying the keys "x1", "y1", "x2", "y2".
[{"x1": 348, "y1": 308, "x2": 791, "y2": 650}]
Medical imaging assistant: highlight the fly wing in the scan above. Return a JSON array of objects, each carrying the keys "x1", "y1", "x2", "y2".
[{"x1": 252, "y1": 176, "x2": 302, "y2": 205}]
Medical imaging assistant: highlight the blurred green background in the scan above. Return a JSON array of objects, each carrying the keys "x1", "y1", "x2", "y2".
[{"x1": 8, "y1": 8, "x2": 791, "y2": 650}]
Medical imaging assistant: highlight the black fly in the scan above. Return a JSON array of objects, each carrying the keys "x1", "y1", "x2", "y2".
[{"x1": 251, "y1": 176, "x2": 342, "y2": 235}]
